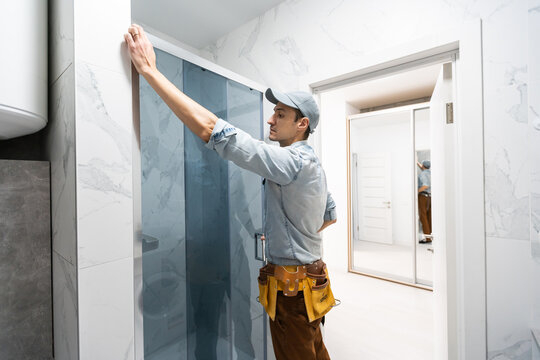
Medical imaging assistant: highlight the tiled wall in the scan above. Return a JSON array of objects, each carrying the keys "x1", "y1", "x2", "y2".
[
  {"x1": 0, "y1": 160, "x2": 52, "y2": 359},
  {"x1": 197, "y1": 0, "x2": 537, "y2": 358},
  {"x1": 46, "y1": 0, "x2": 134, "y2": 358}
]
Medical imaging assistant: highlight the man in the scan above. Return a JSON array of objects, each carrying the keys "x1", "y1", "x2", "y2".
[
  {"x1": 417, "y1": 160, "x2": 432, "y2": 244},
  {"x1": 124, "y1": 24, "x2": 337, "y2": 359}
]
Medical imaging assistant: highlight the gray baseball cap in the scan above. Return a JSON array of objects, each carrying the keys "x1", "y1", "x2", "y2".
[
  {"x1": 265, "y1": 88, "x2": 320, "y2": 133},
  {"x1": 422, "y1": 160, "x2": 431, "y2": 169}
]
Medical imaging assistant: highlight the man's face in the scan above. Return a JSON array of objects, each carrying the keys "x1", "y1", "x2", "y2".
[{"x1": 267, "y1": 102, "x2": 301, "y2": 143}]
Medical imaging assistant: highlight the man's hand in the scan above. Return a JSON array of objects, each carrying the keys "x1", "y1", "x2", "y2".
[
  {"x1": 124, "y1": 24, "x2": 157, "y2": 77},
  {"x1": 123, "y1": 24, "x2": 217, "y2": 143},
  {"x1": 318, "y1": 219, "x2": 337, "y2": 233}
]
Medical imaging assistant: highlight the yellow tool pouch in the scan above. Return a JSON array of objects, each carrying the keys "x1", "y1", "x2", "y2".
[{"x1": 258, "y1": 261, "x2": 336, "y2": 323}]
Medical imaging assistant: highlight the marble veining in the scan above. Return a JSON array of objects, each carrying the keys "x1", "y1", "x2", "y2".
[
  {"x1": 239, "y1": 16, "x2": 262, "y2": 58},
  {"x1": 45, "y1": 64, "x2": 77, "y2": 265},
  {"x1": 505, "y1": 66, "x2": 528, "y2": 124},
  {"x1": 49, "y1": 0, "x2": 74, "y2": 85},
  {"x1": 272, "y1": 37, "x2": 308, "y2": 76},
  {"x1": 488, "y1": 339, "x2": 532, "y2": 360},
  {"x1": 76, "y1": 62, "x2": 133, "y2": 268}
]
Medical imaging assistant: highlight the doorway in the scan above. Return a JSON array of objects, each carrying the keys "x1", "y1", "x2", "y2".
[{"x1": 314, "y1": 52, "x2": 462, "y2": 359}]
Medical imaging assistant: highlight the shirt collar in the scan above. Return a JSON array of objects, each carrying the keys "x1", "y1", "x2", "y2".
[{"x1": 290, "y1": 140, "x2": 308, "y2": 148}]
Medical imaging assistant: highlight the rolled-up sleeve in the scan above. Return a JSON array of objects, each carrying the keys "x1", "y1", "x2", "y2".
[
  {"x1": 205, "y1": 118, "x2": 302, "y2": 185},
  {"x1": 324, "y1": 191, "x2": 337, "y2": 221}
]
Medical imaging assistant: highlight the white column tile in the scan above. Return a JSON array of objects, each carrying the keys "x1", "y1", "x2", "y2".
[
  {"x1": 74, "y1": 0, "x2": 131, "y2": 76},
  {"x1": 486, "y1": 237, "x2": 532, "y2": 358},
  {"x1": 76, "y1": 62, "x2": 133, "y2": 268},
  {"x1": 79, "y1": 258, "x2": 134, "y2": 360},
  {"x1": 46, "y1": 64, "x2": 77, "y2": 265}
]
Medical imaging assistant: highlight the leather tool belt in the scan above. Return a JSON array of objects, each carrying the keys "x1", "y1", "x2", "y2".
[{"x1": 258, "y1": 259, "x2": 336, "y2": 322}]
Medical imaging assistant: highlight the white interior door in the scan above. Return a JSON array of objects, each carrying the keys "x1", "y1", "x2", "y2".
[
  {"x1": 356, "y1": 152, "x2": 392, "y2": 244},
  {"x1": 430, "y1": 62, "x2": 456, "y2": 360}
]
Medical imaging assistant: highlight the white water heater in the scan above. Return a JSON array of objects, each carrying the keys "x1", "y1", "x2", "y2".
[{"x1": 0, "y1": 1, "x2": 47, "y2": 140}]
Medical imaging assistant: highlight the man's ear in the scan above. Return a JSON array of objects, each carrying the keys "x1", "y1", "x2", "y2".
[{"x1": 298, "y1": 117, "x2": 309, "y2": 131}]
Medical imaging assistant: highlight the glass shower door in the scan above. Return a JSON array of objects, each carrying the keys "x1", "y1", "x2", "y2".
[
  {"x1": 140, "y1": 49, "x2": 187, "y2": 360},
  {"x1": 139, "y1": 49, "x2": 265, "y2": 360}
]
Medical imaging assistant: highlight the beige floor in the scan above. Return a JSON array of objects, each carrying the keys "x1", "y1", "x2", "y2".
[
  {"x1": 323, "y1": 267, "x2": 434, "y2": 360},
  {"x1": 353, "y1": 240, "x2": 433, "y2": 286}
]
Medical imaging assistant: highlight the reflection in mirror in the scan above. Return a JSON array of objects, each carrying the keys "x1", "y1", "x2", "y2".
[
  {"x1": 349, "y1": 104, "x2": 433, "y2": 288},
  {"x1": 350, "y1": 109, "x2": 415, "y2": 283}
]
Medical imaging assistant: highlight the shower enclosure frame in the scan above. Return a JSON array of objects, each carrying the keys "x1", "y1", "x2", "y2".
[{"x1": 131, "y1": 32, "x2": 271, "y2": 360}]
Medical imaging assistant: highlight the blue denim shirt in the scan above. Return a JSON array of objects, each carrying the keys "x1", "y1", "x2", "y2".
[
  {"x1": 418, "y1": 169, "x2": 431, "y2": 194},
  {"x1": 205, "y1": 119, "x2": 337, "y2": 265}
]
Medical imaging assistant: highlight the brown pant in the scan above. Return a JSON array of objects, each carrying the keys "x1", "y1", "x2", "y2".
[
  {"x1": 269, "y1": 291, "x2": 331, "y2": 360},
  {"x1": 418, "y1": 194, "x2": 432, "y2": 235}
]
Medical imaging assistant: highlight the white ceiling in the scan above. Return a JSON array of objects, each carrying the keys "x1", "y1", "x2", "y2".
[
  {"x1": 332, "y1": 63, "x2": 443, "y2": 110},
  {"x1": 132, "y1": 0, "x2": 285, "y2": 49}
]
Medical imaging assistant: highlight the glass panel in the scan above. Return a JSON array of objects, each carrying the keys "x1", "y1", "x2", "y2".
[
  {"x1": 226, "y1": 81, "x2": 264, "y2": 360},
  {"x1": 350, "y1": 110, "x2": 415, "y2": 283},
  {"x1": 140, "y1": 48, "x2": 187, "y2": 359},
  {"x1": 183, "y1": 62, "x2": 231, "y2": 360},
  {"x1": 414, "y1": 107, "x2": 433, "y2": 286},
  {"x1": 140, "y1": 51, "x2": 264, "y2": 360}
]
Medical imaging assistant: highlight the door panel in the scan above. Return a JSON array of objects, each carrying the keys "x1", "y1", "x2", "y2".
[
  {"x1": 140, "y1": 49, "x2": 187, "y2": 360},
  {"x1": 140, "y1": 50, "x2": 265, "y2": 360},
  {"x1": 226, "y1": 81, "x2": 264, "y2": 360},
  {"x1": 183, "y1": 61, "x2": 231, "y2": 360}
]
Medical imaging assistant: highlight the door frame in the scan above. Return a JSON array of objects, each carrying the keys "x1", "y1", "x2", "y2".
[
  {"x1": 311, "y1": 20, "x2": 486, "y2": 360},
  {"x1": 132, "y1": 31, "x2": 271, "y2": 360}
]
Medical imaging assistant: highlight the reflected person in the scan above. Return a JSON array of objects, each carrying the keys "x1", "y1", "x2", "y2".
[
  {"x1": 125, "y1": 25, "x2": 338, "y2": 360},
  {"x1": 417, "y1": 160, "x2": 432, "y2": 243}
]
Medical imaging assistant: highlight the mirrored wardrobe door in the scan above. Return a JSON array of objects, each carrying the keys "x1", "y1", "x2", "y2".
[{"x1": 349, "y1": 109, "x2": 415, "y2": 284}]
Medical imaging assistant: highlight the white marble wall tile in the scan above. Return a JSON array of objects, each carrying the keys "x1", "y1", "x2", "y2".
[
  {"x1": 76, "y1": 62, "x2": 133, "y2": 268},
  {"x1": 78, "y1": 257, "x2": 134, "y2": 360},
  {"x1": 528, "y1": 5, "x2": 540, "y2": 354},
  {"x1": 199, "y1": 0, "x2": 515, "y2": 91},
  {"x1": 532, "y1": 260, "x2": 540, "y2": 334},
  {"x1": 53, "y1": 251, "x2": 79, "y2": 360},
  {"x1": 529, "y1": 2, "x2": 540, "y2": 260},
  {"x1": 74, "y1": 0, "x2": 131, "y2": 76},
  {"x1": 49, "y1": 0, "x2": 74, "y2": 85},
  {"x1": 45, "y1": 64, "x2": 77, "y2": 266},
  {"x1": 479, "y1": 0, "x2": 530, "y2": 241},
  {"x1": 486, "y1": 236, "x2": 532, "y2": 358}
]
